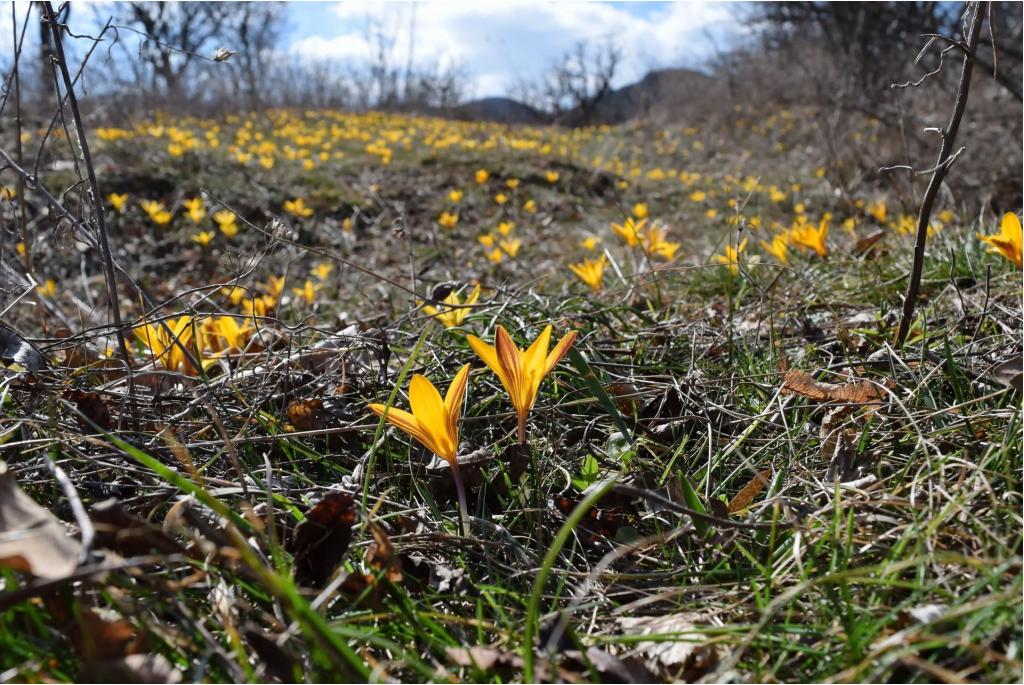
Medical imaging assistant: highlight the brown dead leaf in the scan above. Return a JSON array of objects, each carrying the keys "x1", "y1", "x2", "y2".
[
  {"x1": 780, "y1": 369, "x2": 886, "y2": 406},
  {"x1": 852, "y1": 229, "x2": 887, "y2": 257},
  {"x1": 988, "y1": 357, "x2": 1022, "y2": 392},
  {"x1": 365, "y1": 520, "x2": 403, "y2": 584},
  {"x1": 727, "y1": 469, "x2": 773, "y2": 514},
  {"x1": 66, "y1": 389, "x2": 113, "y2": 431},
  {"x1": 616, "y1": 614, "x2": 718, "y2": 681},
  {"x1": 0, "y1": 462, "x2": 80, "y2": 578},
  {"x1": 285, "y1": 399, "x2": 325, "y2": 432},
  {"x1": 288, "y1": 491, "x2": 356, "y2": 587},
  {"x1": 71, "y1": 607, "x2": 144, "y2": 663},
  {"x1": 92, "y1": 499, "x2": 188, "y2": 557},
  {"x1": 605, "y1": 382, "x2": 641, "y2": 415}
]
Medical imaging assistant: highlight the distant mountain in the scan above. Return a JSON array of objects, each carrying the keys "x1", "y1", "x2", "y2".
[
  {"x1": 451, "y1": 97, "x2": 548, "y2": 125},
  {"x1": 585, "y1": 68, "x2": 719, "y2": 125},
  {"x1": 450, "y1": 68, "x2": 721, "y2": 127}
]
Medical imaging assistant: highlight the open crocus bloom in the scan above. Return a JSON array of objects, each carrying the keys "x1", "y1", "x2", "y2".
[
  {"x1": 368, "y1": 364, "x2": 471, "y2": 464},
  {"x1": 467, "y1": 325, "x2": 577, "y2": 443}
]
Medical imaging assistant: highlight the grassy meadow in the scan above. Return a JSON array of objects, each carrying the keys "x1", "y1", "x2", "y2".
[{"x1": 1, "y1": 103, "x2": 1021, "y2": 683}]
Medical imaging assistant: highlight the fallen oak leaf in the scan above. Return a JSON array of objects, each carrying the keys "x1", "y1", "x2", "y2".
[
  {"x1": 727, "y1": 469, "x2": 773, "y2": 514},
  {"x1": 287, "y1": 490, "x2": 356, "y2": 587},
  {"x1": 0, "y1": 461, "x2": 81, "y2": 578},
  {"x1": 780, "y1": 369, "x2": 887, "y2": 406}
]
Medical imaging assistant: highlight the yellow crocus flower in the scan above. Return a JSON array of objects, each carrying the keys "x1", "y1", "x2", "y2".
[
  {"x1": 368, "y1": 364, "x2": 473, "y2": 534},
  {"x1": 475, "y1": 169, "x2": 489, "y2": 184},
  {"x1": 438, "y1": 211, "x2": 459, "y2": 229},
  {"x1": 569, "y1": 253, "x2": 607, "y2": 291},
  {"x1": 184, "y1": 197, "x2": 206, "y2": 224},
  {"x1": 497, "y1": 221, "x2": 515, "y2": 236},
  {"x1": 711, "y1": 238, "x2": 748, "y2": 275},
  {"x1": 368, "y1": 363, "x2": 471, "y2": 465},
  {"x1": 466, "y1": 325, "x2": 577, "y2": 443},
  {"x1": 977, "y1": 212, "x2": 1023, "y2": 269},
  {"x1": 759, "y1": 234, "x2": 789, "y2": 265},
  {"x1": 283, "y1": 197, "x2": 313, "y2": 218},
  {"x1": 422, "y1": 284, "x2": 480, "y2": 329},
  {"x1": 192, "y1": 231, "x2": 215, "y2": 246},
  {"x1": 37, "y1": 279, "x2": 57, "y2": 298},
  {"x1": 312, "y1": 262, "x2": 334, "y2": 280},
  {"x1": 611, "y1": 217, "x2": 645, "y2": 247},
  {"x1": 545, "y1": 170, "x2": 560, "y2": 184},
  {"x1": 790, "y1": 214, "x2": 830, "y2": 257},
  {"x1": 580, "y1": 236, "x2": 601, "y2": 251},
  {"x1": 632, "y1": 202, "x2": 648, "y2": 219},
  {"x1": 292, "y1": 279, "x2": 319, "y2": 306},
  {"x1": 499, "y1": 239, "x2": 521, "y2": 258},
  {"x1": 448, "y1": 189, "x2": 463, "y2": 203},
  {"x1": 109, "y1": 193, "x2": 128, "y2": 213},
  {"x1": 134, "y1": 316, "x2": 202, "y2": 375}
]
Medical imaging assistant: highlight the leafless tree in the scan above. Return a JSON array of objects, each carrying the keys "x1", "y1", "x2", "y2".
[
  {"x1": 115, "y1": 2, "x2": 235, "y2": 101},
  {"x1": 232, "y1": 2, "x2": 285, "y2": 110},
  {"x1": 515, "y1": 41, "x2": 621, "y2": 126}
]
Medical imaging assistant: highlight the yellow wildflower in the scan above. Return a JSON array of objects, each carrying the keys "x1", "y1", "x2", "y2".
[
  {"x1": 711, "y1": 238, "x2": 748, "y2": 275},
  {"x1": 192, "y1": 231, "x2": 215, "y2": 247},
  {"x1": 283, "y1": 198, "x2": 313, "y2": 218},
  {"x1": 523, "y1": 199, "x2": 537, "y2": 214},
  {"x1": 580, "y1": 236, "x2": 601, "y2": 251},
  {"x1": 312, "y1": 262, "x2": 334, "y2": 280},
  {"x1": 467, "y1": 325, "x2": 577, "y2": 443},
  {"x1": 497, "y1": 221, "x2": 515, "y2": 236},
  {"x1": 475, "y1": 169, "x2": 489, "y2": 184},
  {"x1": 759, "y1": 234, "x2": 789, "y2": 265},
  {"x1": 368, "y1": 363, "x2": 471, "y2": 465},
  {"x1": 499, "y1": 239, "x2": 521, "y2": 258},
  {"x1": 867, "y1": 200, "x2": 887, "y2": 223},
  {"x1": 291, "y1": 279, "x2": 320, "y2": 306},
  {"x1": 505, "y1": 178, "x2": 519, "y2": 189},
  {"x1": 109, "y1": 193, "x2": 128, "y2": 213},
  {"x1": 632, "y1": 202, "x2": 648, "y2": 219},
  {"x1": 545, "y1": 170, "x2": 560, "y2": 184},
  {"x1": 37, "y1": 279, "x2": 57, "y2": 298},
  {"x1": 977, "y1": 212, "x2": 1023, "y2": 269},
  {"x1": 448, "y1": 189, "x2": 463, "y2": 203},
  {"x1": 790, "y1": 214, "x2": 830, "y2": 257},
  {"x1": 494, "y1": 193, "x2": 508, "y2": 205},
  {"x1": 184, "y1": 197, "x2": 206, "y2": 224},
  {"x1": 422, "y1": 283, "x2": 481, "y2": 329},
  {"x1": 438, "y1": 211, "x2": 459, "y2": 229},
  {"x1": 569, "y1": 253, "x2": 607, "y2": 291},
  {"x1": 611, "y1": 217, "x2": 645, "y2": 247}
]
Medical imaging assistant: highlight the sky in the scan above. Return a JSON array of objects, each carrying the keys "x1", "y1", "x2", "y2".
[
  {"x1": 1, "y1": 1, "x2": 749, "y2": 100},
  {"x1": 283, "y1": 1, "x2": 747, "y2": 98}
]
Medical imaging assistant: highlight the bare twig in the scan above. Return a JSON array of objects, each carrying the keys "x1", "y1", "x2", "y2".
[
  {"x1": 40, "y1": 3, "x2": 133, "y2": 378},
  {"x1": 894, "y1": 1, "x2": 984, "y2": 348}
]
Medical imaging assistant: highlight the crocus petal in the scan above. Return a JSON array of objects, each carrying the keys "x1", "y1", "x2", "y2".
[
  {"x1": 368, "y1": 403, "x2": 438, "y2": 457},
  {"x1": 523, "y1": 325, "x2": 552, "y2": 396},
  {"x1": 409, "y1": 374, "x2": 452, "y2": 460},
  {"x1": 443, "y1": 364, "x2": 471, "y2": 445},
  {"x1": 495, "y1": 326, "x2": 527, "y2": 410},
  {"x1": 544, "y1": 330, "x2": 578, "y2": 376},
  {"x1": 465, "y1": 284, "x2": 481, "y2": 306}
]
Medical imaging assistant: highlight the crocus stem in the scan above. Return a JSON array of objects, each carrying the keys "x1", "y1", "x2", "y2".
[
  {"x1": 517, "y1": 416, "x2": 526, "y2": 444},
  {"x1": 450, "y1": 462, "x2": 471, "y2": 537}
]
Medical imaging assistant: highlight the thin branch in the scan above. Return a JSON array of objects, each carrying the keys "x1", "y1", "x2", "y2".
[{"x1": 894, "y1": 1, "x2": 985, "y2": 349}]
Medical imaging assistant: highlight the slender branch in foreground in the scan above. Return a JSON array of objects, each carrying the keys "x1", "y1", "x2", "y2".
[
  {"x1": 894, "y1": 1, "x2": 984, "y2": 348},
  {"x1": 40, "y1": 3, "x2": 134, "y2": 378}
]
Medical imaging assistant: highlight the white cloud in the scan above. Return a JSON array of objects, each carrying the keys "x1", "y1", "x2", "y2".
[{"x1": 290, "y1": 1, "x2": 742, "y2": 98}]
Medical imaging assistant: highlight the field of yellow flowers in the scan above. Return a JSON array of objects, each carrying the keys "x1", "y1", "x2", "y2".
[{"x1": 1, "y1": 105, "x2": 1021, "y2": 682}]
